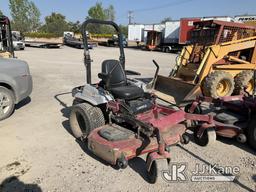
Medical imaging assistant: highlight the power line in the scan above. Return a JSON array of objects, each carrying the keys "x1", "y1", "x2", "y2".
[
  {"x1": 132, "y1": 0, "x2": 196, "y2": 13},
  {"x1": 125, "y1": 0, "x2": 197, "y2": 24}
]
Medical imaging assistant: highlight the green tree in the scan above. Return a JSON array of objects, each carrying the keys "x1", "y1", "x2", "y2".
[
  {"x1": 104, "y1": 5, "x2": 115, "y2": 21},
  {"x1": 119, "y1": 25, "x2": 128, "y2": 37},
  {"x1": 68, "y1": 21, "x2": 81, "y2": 33},
  {"x1": 9, "y1": 0, "x2": 41, "y2": 32},
  {"x1": 40, "y1": 12, "x2": 69, "y2": 36},
  {"x1": 0, "y1": 10, "x2": 3, "y2": 16},
  {"x1": 27, "y1": 1, "x2": 41, "y2": 31},
  {"x1": 161, "y1": 17, "x2": 172, "y2": 24},
  {"x1": 86, "y1": 2, "x2": 116, "y2": 34},
  {"x1": 87, "y1": 2, "x2": 106, "y2": 20}
]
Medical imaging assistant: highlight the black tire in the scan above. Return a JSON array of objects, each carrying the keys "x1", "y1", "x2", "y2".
[
  {"x1": 0, "y1": 86, "x2": 15, "y2": 121},
  {"x1": 147, "y1": 156, "x2": 168, "y2": 184},
  {"x1": 234, "y1": 70, "x2": 254, "y2": 95},
  {"x1": 247, "y1": 118, "x2": 256, "y2": 150},
  {"x1": 194, "y1": 127, "x2": 216, "y2": 146},
  {"x1": 202, "y1": 71, "x2": 234, "y2": 98},
  {"x1": 69, "y1": 103, "x2": 105, "y2": 139},
  {"x1": 184, "y1": 103, "x2": 202, "y2": 114},
  {"x1": 184, "y1": 103, "x2": 201, "y2": 128}
]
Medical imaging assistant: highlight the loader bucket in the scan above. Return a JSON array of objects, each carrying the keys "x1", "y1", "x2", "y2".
[{"x1": 153, "y1": 75, "x2": 201, "y2": 105}]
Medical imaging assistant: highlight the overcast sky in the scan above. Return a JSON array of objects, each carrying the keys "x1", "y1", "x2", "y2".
[{"x1": 0, "y1": 0, "x2": 255, "y2": 24}]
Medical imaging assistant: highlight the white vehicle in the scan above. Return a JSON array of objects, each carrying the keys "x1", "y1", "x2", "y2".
[
  {"x1": 128, "y1": 24, "x2": 144, "y2": 42},
  {"x1": 12, "y1": 31, "x2": 25, "y2": 50},
  {"x1": 13, "y1": 39, "x2": 25, "y2": 50}
]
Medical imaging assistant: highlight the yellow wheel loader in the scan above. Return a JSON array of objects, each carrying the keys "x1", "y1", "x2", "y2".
[
  {"x1": 0, "y1": 16, "x2": 14, "y2": 58},
  {"x1": 154, "y1": 20, "x2": 256, "y2": 105}
]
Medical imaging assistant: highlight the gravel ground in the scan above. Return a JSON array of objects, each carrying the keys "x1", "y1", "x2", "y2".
[{"x1": 0, "y1": 46, "x2": 255, "y2": 192}]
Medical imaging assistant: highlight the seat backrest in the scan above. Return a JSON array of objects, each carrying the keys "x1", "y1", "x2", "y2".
[{"x1": 101, "y1": 59, "x2": 127, "y2": 88}]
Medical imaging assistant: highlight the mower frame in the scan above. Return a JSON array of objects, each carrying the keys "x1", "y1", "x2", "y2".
[{"x1": 81, "y1": 19, "x2": 125, "y2": 84}]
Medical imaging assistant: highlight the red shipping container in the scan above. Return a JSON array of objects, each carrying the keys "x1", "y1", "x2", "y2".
[{"x1": 179, "y1": 17, "x2": 201, "y2": 44}]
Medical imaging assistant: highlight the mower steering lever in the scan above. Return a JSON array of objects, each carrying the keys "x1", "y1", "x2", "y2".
[{"x1": 155, "y1": 128, "x2": 166, "y2": 156}]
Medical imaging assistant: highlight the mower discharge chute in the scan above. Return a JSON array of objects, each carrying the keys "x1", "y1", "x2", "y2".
[
  {"x1": 68, "y1": 19, "x2": 213, "y2": 183},
  {"x1": 154, "y1": 20, "x2": 256, "y2": 105}
]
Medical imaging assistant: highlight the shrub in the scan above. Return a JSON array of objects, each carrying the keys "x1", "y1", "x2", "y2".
[
  {"x1": 90, "y1": 33, "x2": 113, "y2": 38},
  {"x1": 24, "y1": 32, "x2": 60, "y2": 38}
]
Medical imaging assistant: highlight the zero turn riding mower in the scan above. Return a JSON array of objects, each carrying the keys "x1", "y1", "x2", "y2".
[
  {"x1": 186, "y1": 80, "x2": 256, "y2": 150},
  {"x1": 68, "y1": 19, "x2": 214, "y2": 183}
]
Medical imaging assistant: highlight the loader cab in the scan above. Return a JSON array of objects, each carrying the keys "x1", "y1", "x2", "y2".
[
  {"x1": 0, "y1": 16, "x2": 14, "y2": 58},
  {"x1": 188, "y1": 20, "x2": 256, "y2": 63}
]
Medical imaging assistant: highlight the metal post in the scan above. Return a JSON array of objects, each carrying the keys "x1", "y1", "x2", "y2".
[{"x1": 128, "y1": 11, "x2": 133, "y2": 24}]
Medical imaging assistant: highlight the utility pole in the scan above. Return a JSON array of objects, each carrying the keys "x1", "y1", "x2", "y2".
[{"x1": 128, "y1": 11, "x2": 133, "y2": 24}]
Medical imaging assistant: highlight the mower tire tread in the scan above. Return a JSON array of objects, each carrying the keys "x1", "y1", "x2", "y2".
[{"x1": 69, "y1": 102, "x2": 105, "y2": 139}]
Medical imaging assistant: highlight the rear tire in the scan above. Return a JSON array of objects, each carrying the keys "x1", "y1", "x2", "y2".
[
  {"x1": 69, "y1": 103, "x2": 105, "y2": 139},
  {"x1": 194, "y1": 127, "x2": 216, "y2": 146},
  {"x1": 202, "y1": 71, "x2": 234, "y2": 98},
  {"x1": 234, "y1": 70, "x2": 254, "y2": 95},
  {"x1": 0, "y1": 86, "x2": 15, "y2": 121},
  {"x1": 247, "y1": 118, "x2": 256, "y2": 150}
]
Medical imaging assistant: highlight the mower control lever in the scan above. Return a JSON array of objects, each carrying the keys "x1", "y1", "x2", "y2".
[{"x1": 152, "y1": 60, "x2": 160, "y2": 89}]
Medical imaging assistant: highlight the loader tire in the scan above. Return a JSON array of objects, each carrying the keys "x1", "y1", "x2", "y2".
[
  {"x1": 234, "y1": 70, "x2": 254, "y2": 95},
  {"x1": 69, "y1": 103, "x2": 105, "y2": 140},
  {"x1": 202, "y1": 71, "x2": 234, "y2": 98}
]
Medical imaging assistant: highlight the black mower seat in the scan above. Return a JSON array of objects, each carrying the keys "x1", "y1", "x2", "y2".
[
  {"x1": 110, "y1": 85, "x2": 144, "y2": 100},
  {"x1": 99, "y1": 59, "x2": 144, "y2": 100},
  {"x1": 214, "y1": 111, "x2": 246, "y2": 124}
]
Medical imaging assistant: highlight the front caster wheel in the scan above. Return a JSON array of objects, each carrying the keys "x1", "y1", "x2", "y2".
[
  {"x1": 146, "y1": 157, "x2": 168, "y2": 184},
  {"x1": 236, "y1": 134, "x2": 247, "y2": 143},
  {"x1": 194, "y1": 127, "x2": 216, "y2": 146},
  {"x1": 181, "y1": 134, "x2": 190, "y2": 144},
  {"x1": 116, "y1": 156, "x2": 128, "y2": 169}
]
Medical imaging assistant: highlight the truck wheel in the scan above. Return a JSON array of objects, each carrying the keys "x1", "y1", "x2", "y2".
[
  {"x1": 0, "y1": 86, "x2": 15, "y2": 121},
  {"x1": 69, "y1": 103, "x2": 105, "y2": 140},
  {"x1": 234, "y1": 70, "x2": 254, "y2": 95},
  {"x1": 165, "y1": 47, "x2": 171, "y2": 53},
  {"x1": 194, "y1": 127, "x2": 216, "y2": 146},
  {"x1": 247, "y1": 118, "x2": 256, "y2": 150},
  {"x1": 147, "y1": 157, "x2": 168, "y2": 184},
  {"x1": 202, "y1": 71, "x2": 234, "y2": 98}
]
